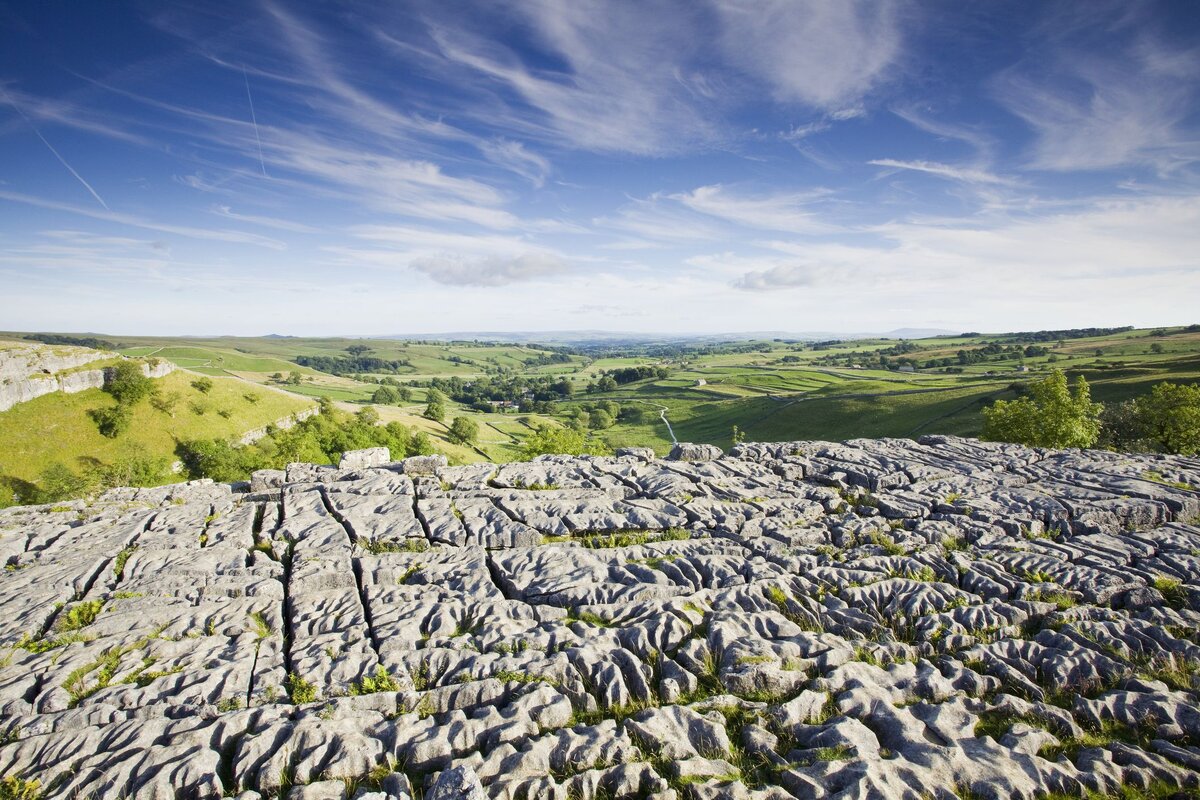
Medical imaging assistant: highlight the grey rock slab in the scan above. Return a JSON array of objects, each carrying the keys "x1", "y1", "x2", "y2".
[
  {"x1": 340, "y1": 447, "x2": 391, "y2": 470},
  {"x1": 426, "y1": 764, "x2": 487, "y2": 800},
  {"x1": 4, "y1": 435, "x2": 1200, "y2": 798}
]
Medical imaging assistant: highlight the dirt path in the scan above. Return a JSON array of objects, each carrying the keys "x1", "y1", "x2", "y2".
[{"x1": 635, "y1": 401, "x2": 677, "y2": 444}]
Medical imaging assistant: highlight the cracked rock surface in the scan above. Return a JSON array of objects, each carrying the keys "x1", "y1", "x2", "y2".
[{"x1": 1, "y1": 436, "x2": 1199, "y2": 799}]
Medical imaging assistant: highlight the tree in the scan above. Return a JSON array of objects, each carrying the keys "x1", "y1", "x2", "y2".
[
  {"x1": 89, "y1": 403, "x2": 133, "y2": 438},
  {"x1": 731, "y1": 425, "x2": 746, "y2": 445},
  {"x1": 191, "y1": 377, "x2": 214, "y2": 394},
  {"x1": 106, "y1": 361, "x2": 154, "y2": 405},
  {"x1": 520, "y1": 423, "x2": 588, "y2": 458},
  {"x1": 424, "y1": 400, "x2": 445, "y2": 422},
  {"x1": 287, "y1": 371, "x2": 303, "y2": 385},
  {"x1": 1150, "y1": 343, "x2": 1165, "y2": 354},
  {"x1": 1135, "y1": 382, "x2": 1200, "y2": 455},
  {"x1": 566, "y1": 410, "x2": 588, "y2": 433},
  {"x1": 372, "y1": 386, "x2": 400, "y2": 405},
  {"x1": 1097, "y1": 399, "x2": 1154, "y2": 453},
  {"x1": 408, "y1": 431, "x2": 436, "y2": 456},
  {"x1": 37, "y1": 463, "x2": 93, "y2": 503},
  {"x1": 177, "y1": 439, "x2": 256, "y2": 482},
  {"x1": 92, "y1": 453, "x2": 169, "y2": 489},
  {"x1": 153, "y1": 390, "x2": 177, "y2": 414},
  {"x1": 447, "y1": 416, "x2": 479, "y2": 445},
  {"x1": 345, "y1": 344, "x2": 372, "y2": 357},
  {"x1": 982, "y1": 369, "x2": 1102, "y2": 448},
  {"x1": 618, "y1": 406, "x2": 646, "y2": 424},
  {"x1": 588, "y1": 409, "x2": 614, "y2": 430}
]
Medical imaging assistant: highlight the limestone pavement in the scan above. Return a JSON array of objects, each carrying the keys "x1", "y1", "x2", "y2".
[{"x1": 0, "y1": 436, "x2": 1198, "y2": 799}]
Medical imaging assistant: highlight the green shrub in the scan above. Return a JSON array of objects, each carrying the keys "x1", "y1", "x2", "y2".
[
  {"x1": 982, "y1": 370, "x2": 1101, "y2": 448},
  {"x1": 0, "y1": 775, "x2": 42, "y2": 800},
  {"x1": 105, "y1": 361, "x2": 153, "y2": 405},
  {"x1": 284, "y1": 672, "x2": 317, "y2": 704},
  {"x1": 88, "y1": 404, "x2": 132, "y2": 438},
  {"x1": 349, "y1": 666, "x2": 400, "y2": 695},
  {"x1": 447, "y1": 416, "x2": 479, "y2": 446}
]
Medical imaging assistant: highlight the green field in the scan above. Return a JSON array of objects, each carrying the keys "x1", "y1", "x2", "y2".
[
  {"x1": 4, "y1": 325, "x2": 1198, "y2": 473},
  {"x1": 0, "y1": 369, "x2": 313, "y2": 494}
]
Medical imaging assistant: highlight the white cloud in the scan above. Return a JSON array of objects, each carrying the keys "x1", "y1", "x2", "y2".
[
  {"x1": 210, "y1": 205, "x2": 321, "y2": 233},
  {"x1": 428, "y1": 1, "x2": 717, "y2": 155},
  {"x1": 671, "y1": 184, "x2": 836, "y2": 233},
  {"x1": 0, "y1": 189, "x2": 288, "y2": 249},
  {"x1": 479, "y1": 139, "x2": 550, "y2": 187},
  {"x1": 713, "y1": 0, "x2": 904, "y2": 109},
  {"x1": 261, "y1": 130, "x2": 519, "y2": 229},
  {"x1": 868, "y1": 159, "x2": 1018, "y2": 186},
  {"x1": 994, "y1": 37, "x2": 1200, "y2": 172},
  {"x1": 890, "y1": 105, "x2": 994, "y2": 161},
  {"x1": 594, "y1": 196, "x2": 728, "y2": 245},
  {"x1": 409, "y1": 251, "x2": 569, "y2": 286}
]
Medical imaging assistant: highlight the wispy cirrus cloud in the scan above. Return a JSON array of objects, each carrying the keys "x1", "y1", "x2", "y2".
[
  {"x1": 210, "y1": 205, "x2": 321, "y2": 233},
  {"x1": 890, "y1": 105, "x2": 995, "y2": 162},
  {"x1": 868, "y1": 159, "x2": 1018, "y2": 186},
  {"x1": 726, "y1": 193, "x2": 1200, "y2": 293},
  {"x1": 671, "y1": 184, "x2": 836, "y2": 233},
  {"x1": 332, "y1": 223, "x2": 573, "y2": 286},
  {"x1": 0, "y1": 189, "x2": 287, "y2": 249},
  {"x1": 994, "y1": 29, "x2": 1200, "y2": 172},
  {"x1": 426, "y1": 0, "x2": 717, "y2": 156}
]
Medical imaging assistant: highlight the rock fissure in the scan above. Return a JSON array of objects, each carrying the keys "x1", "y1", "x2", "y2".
[{"x1": 0, "y1": 437, "x2": 1197, "y2": 800}]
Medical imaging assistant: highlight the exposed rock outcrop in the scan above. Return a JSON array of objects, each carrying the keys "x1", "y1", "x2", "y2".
[
  {"x1": 0, "y1": 340, "x2": 174, "y2": 412},
  {"x1": 0, "y1": 436, "x2": 1197, "y2": 799}
]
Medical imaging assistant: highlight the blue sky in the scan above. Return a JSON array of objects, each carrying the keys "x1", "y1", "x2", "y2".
[{"x1": 1, "y1": 0, "x2": 1198, "y2": 336}]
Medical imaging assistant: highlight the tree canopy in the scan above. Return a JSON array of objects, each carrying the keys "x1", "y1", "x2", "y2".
[
  {"x1": 982, "y1": 369, "x2": 1102, "y2": 448},
  {"x1": 447, "y1": 416, "x2": 480, "y2": 446},
  {"x1": 105, "y1": 361, "x2": 154, "y2": 405}
]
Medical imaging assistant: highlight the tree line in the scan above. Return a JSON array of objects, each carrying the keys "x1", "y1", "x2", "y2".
[{"x1": 982, "y1": 369, "x2": 1199, "y2": 455}]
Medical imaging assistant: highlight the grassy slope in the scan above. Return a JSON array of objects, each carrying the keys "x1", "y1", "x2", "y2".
[
  {"x1": 7, "y1": 326, "x2": 1198, "y2": 464},
  {"x1": 109, "y1": 337, "x2": 588, "y2": 406},
  {"x1": 0, "y1": 371, "x2": 313, "y2": 483}
]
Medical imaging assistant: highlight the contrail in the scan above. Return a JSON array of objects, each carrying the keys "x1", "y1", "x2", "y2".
[
  {"x1": 0, "y1": 85, "x2": 109, "y2": 210},
  {"x1": 243, "y1": 67, "x2": 268, "y2": 177}
]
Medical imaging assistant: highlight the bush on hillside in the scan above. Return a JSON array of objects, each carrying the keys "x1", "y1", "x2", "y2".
[
  {"x1": 519, "y1": 423, "x2": 610, "y2": 459},
  {"x1": 105, "y1": 361, "x2": 154, "y2": 405},
  {"x1": 3, "y1": 453, "x2": 171, "y2": 508},
  {"x1": 176, "y1": 402, "x2": 442, "y2": 482},
  {"x1": 981, "y1": 369, "x2": 1102, "y2": 448},
  {"x1": 424, "y1": 400, "x2": 445, "y2": 422},
  {"x1": 372, "y1": 386, "x2": 400, "y2": 405},
  {"x1": 89, "y1": 404, "x2": 133, "y2": 438},
  {"x1": 447, "y1": 416, "x2": 479, "y2": 446}
]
